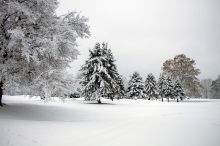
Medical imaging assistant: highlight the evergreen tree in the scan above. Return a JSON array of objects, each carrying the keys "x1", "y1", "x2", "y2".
[
  {"x1": 101, "y1": 43, "x2": 125, "y2": 99},
  {"x1": 158, "y1": 74, "x2": 166, "y2": 102},
  {"x1": 211, "y1": 75, "x2": 220, "y2": 98},
  {"x1": 158, "y1": 74, "x2": 174, "y2": 102},
  {"x1": 173, "y1": 80, "x2": 185, "y2": 102},
  {"x1": 165, "y1": 76, "x2": 175, "y2": 102},
  {"x1": 80, "y1": 43, "x2": 122, "y2": 103},
  {"x1": 115, "y1": 75, "x2": 126, "y2": 99},
  {"x1": 127, "y1": 72, "x2": 145, "y2": 99},
  {"x1": 145, "y1": 73, "x2": 158, "y2": 100}
]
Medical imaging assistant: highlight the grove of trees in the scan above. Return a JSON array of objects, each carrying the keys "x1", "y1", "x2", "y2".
[{"x1": 162, "y1": 54, "x2": 201, "y2": 97}]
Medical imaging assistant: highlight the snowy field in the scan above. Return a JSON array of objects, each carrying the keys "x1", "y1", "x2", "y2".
[{"x1": 0, "y1": 96, "x2": 220, "y2": 146}]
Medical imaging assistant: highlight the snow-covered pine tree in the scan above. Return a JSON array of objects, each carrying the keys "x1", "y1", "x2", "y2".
[
  {"x1": 80, "y1": 43, "x2": 104, "y2": 103},
  {"x1": 127, "y1": 72, "x2": 145, "y2": 99},
  {"x1": 0, "y1": 0, "x2": 90, "y2": 105},
  {"x1": 210, "y1": 75, "x2": 220, "y2": 98},
  {"x1": 158, "y1": 74, "x2": 166, "y2": 102},
  {"x1": 145, "y1": 73, "x2": 158, "y2": 100},
  {"x1": 115, "y1": 75, "x2": 126, "y2": 99},
  {"x1": 158, "y1": 74, "x2": 174, "y2": 102},
  {"x1": 173, "y1": 80, "x2": 185, "y2": 102},
  {"x1": 80, "y1": 43, "x2": 119, "y2": 103},
  {"x1": 165, "y1": 76, "x2": 175, "y2": 102},
  {"x1": 102, "y1": 43, "x2": 125, "y2": 99}
]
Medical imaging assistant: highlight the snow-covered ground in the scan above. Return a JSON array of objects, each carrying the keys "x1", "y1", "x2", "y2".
[{"x1": 0, "y1": 96, "x2": 220, "y2": 146}]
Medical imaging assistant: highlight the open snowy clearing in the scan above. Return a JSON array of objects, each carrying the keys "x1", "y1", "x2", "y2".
[{"x1": 0, "y1": 96, "x2": 220, "y2": 146}]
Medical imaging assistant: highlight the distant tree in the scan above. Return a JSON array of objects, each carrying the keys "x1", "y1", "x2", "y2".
[
  {"x1": 117, "y1": 75, "x2": 129, "y2": 99},
  {"x1": 210, "y1": 75, "x2": 220, "y2": 99},
  {"x1": 121, "y1": 76, "x2": 129, "y2": 90},
  {"x1": 0, "y1": 0, "x2": 90, "y2": 106},
  {"x1": 80, "y1": 43, "x2": 122, "y2": 103},
  {"x1": 200, "y1": 79, "x2": 213, "y2": 98},
  {"x1": 145, "y1": 73, "x2": 158, "y2": 100},
  {"x1": 158, "y1": 74, "x2": 174, "y2": 102},
  {"x1": 162, "y1": 54, "x2": 201, "y2": 97},
  {"x1": 164, "y1": 76, "x2": 174, "y2": 102},
  {"x1": 127, "y1": 72, "x2": 145, "y2": 99},
  {"x1": 158, "y1": 74, "x2": 166, "y2": 102},
  {"x1": 173, "y1": 80, "x2": 185, "y2": 102}
]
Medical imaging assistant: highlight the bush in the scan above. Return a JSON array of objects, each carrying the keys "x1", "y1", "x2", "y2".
[{"x1": 69, "y1": 93, "x2": 80, "y2": 98}]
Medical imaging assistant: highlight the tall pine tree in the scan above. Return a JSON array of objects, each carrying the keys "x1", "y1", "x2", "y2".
[
  {"x1": 80, "y1": 43, "x2": 124, "y2": 103},
  {"x1": 102, "y1": 43, "x2": 125, "y2": 99}
]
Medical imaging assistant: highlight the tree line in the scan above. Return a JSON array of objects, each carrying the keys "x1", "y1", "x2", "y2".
[
  {"x1": 0, "y1": 0, "x2": 219, "y2": 106},
  {"x1": 79, "y1": 42, "x2": 204, "y2": 103}
]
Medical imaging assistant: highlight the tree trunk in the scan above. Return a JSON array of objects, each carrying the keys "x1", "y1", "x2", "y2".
[
  {"x1": 97, "y1": 98, "x2": 102, "y2": 104},
  {"x1": 177, "y1": 98, "x2": 179, "y2": 102},
  {"x1": 162, "y1": 97, "x2": 163, "y2": 102},
  {"x1": 167, "y1": 97, "x2": 169, "y2": 102},
  {"x1": 0, "y1": 81, "x2": 3, "y2": 107}
]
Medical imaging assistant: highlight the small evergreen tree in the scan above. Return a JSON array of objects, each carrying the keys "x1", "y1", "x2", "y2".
[
  {"x1": 115, "y1": 75, "x2": 126, "y2": 99},
  {"x1": 158, "y1": 74, "x2": 166, "y2": 102},
  {"x1": 127, "y1": 72, "x2": 145, "y2": 99},
  {"x1": 165, "y1": 76, "x2": 175, "y2": 102},
  {"x1": 145, "y1": 73, "x2": 158, "y2": 100},
  {"x1": 158, "y1": 74, "x2": 174, "y2": 102},
  {"x1": 173, "y1": 80, "x2": 185, "y2": 102},
  {"x1": 211, "y1": 75, "x2": 220, "y2": 98}
]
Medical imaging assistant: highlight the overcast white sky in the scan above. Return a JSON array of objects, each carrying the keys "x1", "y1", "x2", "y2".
[{"x1": 57, "y1": 0, "x2": 220, "y2": 80}]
